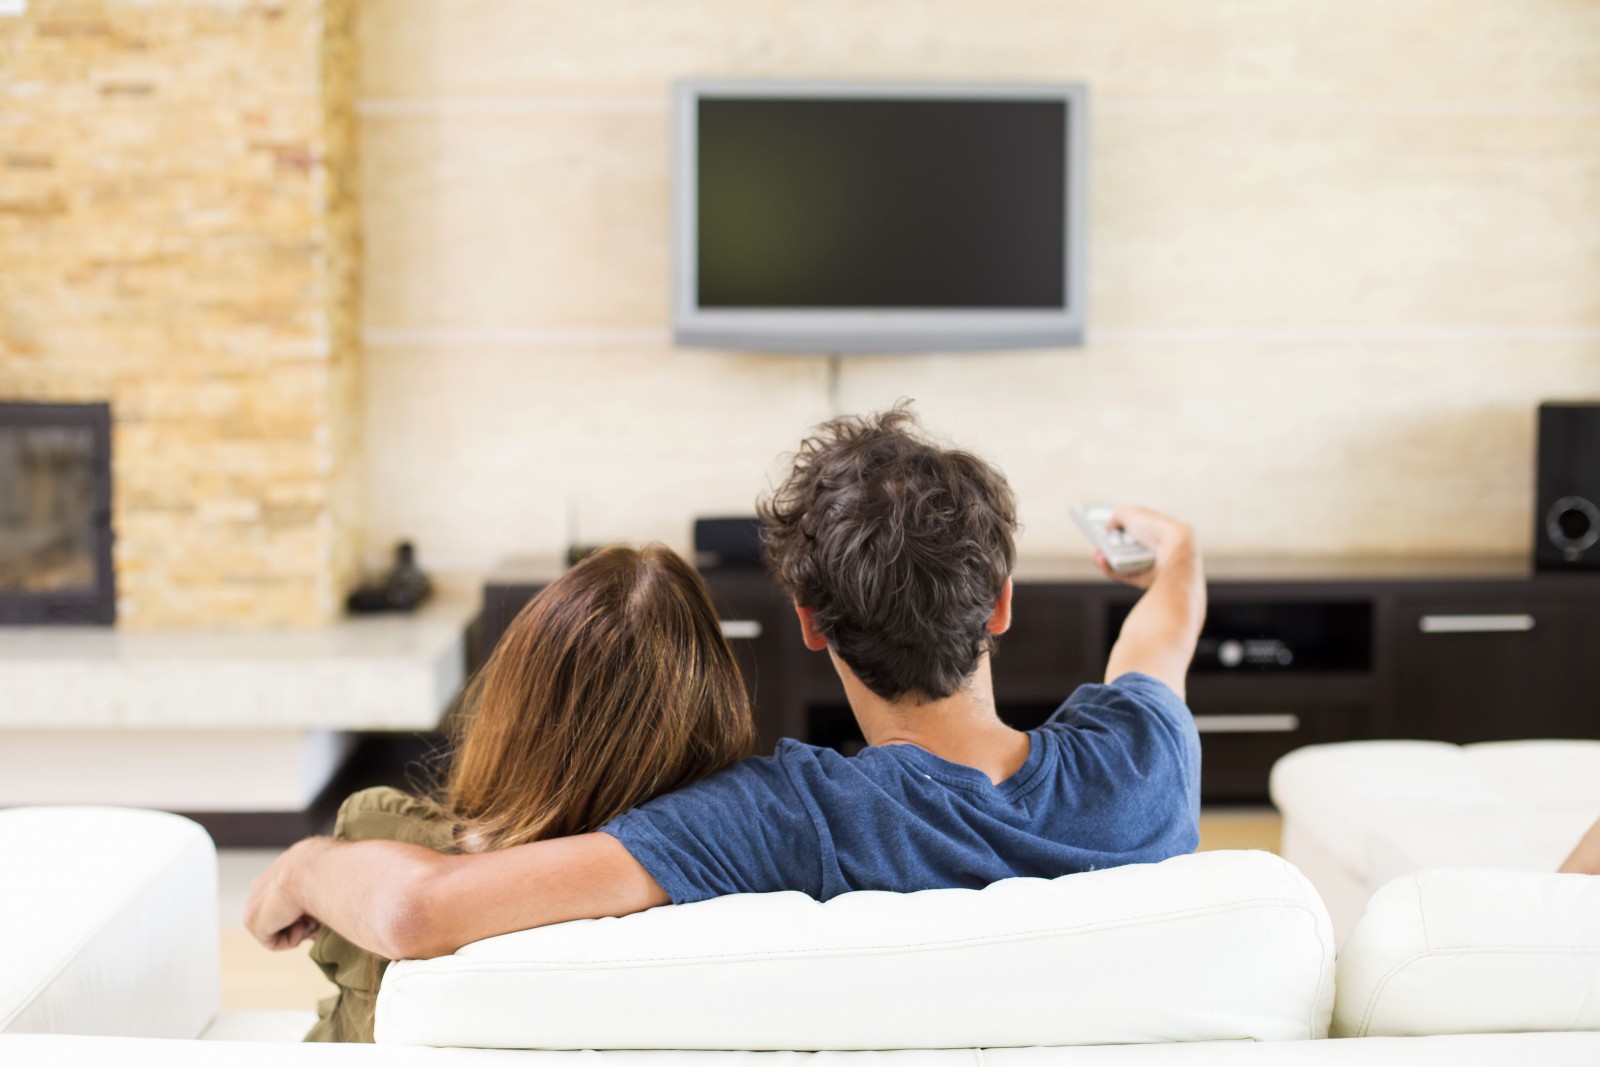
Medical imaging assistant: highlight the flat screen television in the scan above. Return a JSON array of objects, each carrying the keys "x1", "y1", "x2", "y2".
[{"x1": 673, "y1": 81, "x2": 1087, "y2": 354}]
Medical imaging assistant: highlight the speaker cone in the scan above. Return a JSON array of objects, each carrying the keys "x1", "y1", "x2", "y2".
[{"x1": 1546, "y1": 496, "x2": 1600, "y2": 560}]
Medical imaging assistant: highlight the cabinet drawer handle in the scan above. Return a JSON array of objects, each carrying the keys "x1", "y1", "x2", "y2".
[
  {"x1": 719, "y1": 619, "x2": 763, "y2": 640},
  {"x1": 1418, "y1": 614, "x2": 1535, "y2": 634},
  {"x1": 1193, "y1": 714, "x2": 1301, "y2": 735}
]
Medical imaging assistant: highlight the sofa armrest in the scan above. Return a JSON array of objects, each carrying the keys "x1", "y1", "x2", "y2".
[
  {"x1": 1334, "y1": 868, "x2": 1600, "y2": 1038},
  {"x1": 0, "y1": 807, "x2": 219, "y2": 1038}
]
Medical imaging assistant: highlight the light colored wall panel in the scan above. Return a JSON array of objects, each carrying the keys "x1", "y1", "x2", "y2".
[
  {"x1": 363, "y1": 344, "x2": 832, "y2": 567},
  {"x1": 1094, "y1": 112, "x2": 1600, "y2": 329},
  {"x1": 362, "y1": 107, "x2": 1600, "y2": 333},
  {"x1": 357, "y1": 1, "x2": 1600, "y2": 568},
  {"x1": 360, "y1": 0, "x2": 1600, "y2": 105},
  {"x1": 366, "y1": 338, "x2": 1600, "y2": 565},
  {"x1": 362, "y1": 111, "x2": 670, "y2": 332},
  {"x1": 837, "y1": 342, "x2": 1600, "y2": 559}
]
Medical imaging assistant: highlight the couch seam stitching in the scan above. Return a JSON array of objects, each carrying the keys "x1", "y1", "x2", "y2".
[
  {"x1": 1357, "y1": 874, "x2": 1422, "y2": 1037},
  {"x1": 1352, "y1": 944, "x2": 1600, "y2": 1037},
  {"x1": 1418, "y1": 874, "x2": 1432, "y2": 953},
  {"x1": 1304, "y1": 877, "x2": 1330, "y2": 1040}
]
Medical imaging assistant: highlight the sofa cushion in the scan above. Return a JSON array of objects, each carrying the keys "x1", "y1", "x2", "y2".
[
  {"x1": 0, "y1": 806, "x2": 218, "y2": 1039},
  {"x1": 377, "y1": 849, "x2": 1333, "y2": 1051},
  {"x1": 200, "y1": 1011, "x2": 320, "y2": 1042},
  {"x1": 1334, "y1": 868, "x2": 1600, "y2": 1038}
]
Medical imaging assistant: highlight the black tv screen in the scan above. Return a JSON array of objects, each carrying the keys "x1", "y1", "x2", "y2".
[
  {"x1": 696, "y1": 99, "x2": 1067, "y2": 310},
  {"x1": 673, "y1": 82, "x2": 1087, "y2": 353}
]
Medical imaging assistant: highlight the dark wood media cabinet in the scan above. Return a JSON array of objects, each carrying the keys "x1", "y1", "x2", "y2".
[{"x1": 483, "y1": 557, "x2": 1600, "y2": 803}]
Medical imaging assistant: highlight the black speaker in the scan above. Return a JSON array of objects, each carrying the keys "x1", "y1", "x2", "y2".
[{"x1": 1535, "y1": 402, "x2": 1600, "y2": 571}]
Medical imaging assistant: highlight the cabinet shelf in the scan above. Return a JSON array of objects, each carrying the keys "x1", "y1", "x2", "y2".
[{"x1": 481, "y1": 556, "x2": 1600, "y2": 803}]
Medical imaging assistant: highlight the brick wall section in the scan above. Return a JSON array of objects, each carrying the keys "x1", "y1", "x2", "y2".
[{"x1": 0, "y1": 0, "x2": 361, "y2": 627}]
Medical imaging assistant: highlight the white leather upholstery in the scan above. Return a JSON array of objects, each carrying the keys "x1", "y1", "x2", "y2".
[
  {"x1": 6, "y1": 1032, "x2": 1600, "y2": 1065},
  {"x1": 1270, "y1": 740, "x2": 1600, "y2": 943},
  {"x1": 986, "y1": 1032, "x2": 1600, "y2": 1064},
  {"x1": 377, "y1": 850, "x2": 1334, "y2": 1050},
  {"x1": 1276, "y1": 822, "x2": 1370, "y2": 946},
  {"x1": 1333, "y1": 868, "x2": 1600, "y2": 1038},
  {"x1": 10, "y1": 801, "x2": 1597, "y2": 1062},
  {"x1": 202, "y1": 1011, "x2": 321, "y2": 1042},
  {"x1": 0, "y1": 806, "x2": 218, "y2": 1039}
]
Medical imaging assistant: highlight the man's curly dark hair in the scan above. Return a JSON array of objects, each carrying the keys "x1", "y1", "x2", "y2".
[{"x1": 757, "y1": 403, "x2": 1018, "y2": 703}]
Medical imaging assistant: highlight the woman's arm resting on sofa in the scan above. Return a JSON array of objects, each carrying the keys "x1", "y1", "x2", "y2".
[
  {"x1": 245, "y1": 832, "x2": 669, "y2": 959},
  {"x1": 1559, "y1": 816, "x2": 1600, "y2": 874}
]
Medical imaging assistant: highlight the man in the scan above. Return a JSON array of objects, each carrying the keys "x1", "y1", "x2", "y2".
[{"x1": 247, "y1": 406, "x2": 1206, "y2": 958}]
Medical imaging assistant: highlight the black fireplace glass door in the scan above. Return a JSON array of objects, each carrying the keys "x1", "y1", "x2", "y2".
[
  {"x1": 0, "y1": 402, "x2": 115, "y2": 623},
  {"x1": 0, "y1": 423, "x2": 98, "y2": 593}
]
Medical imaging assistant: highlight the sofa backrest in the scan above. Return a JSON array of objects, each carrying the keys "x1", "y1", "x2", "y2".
[
  {"x1": 376, "y1": 849, "x2": 1333, "y2": 1051},
  {"x1": 1334, "y1": 868, "x2": 1600, "y2": 1038}
]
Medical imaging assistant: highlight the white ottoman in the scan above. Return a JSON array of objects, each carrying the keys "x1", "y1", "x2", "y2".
[
  {"x1": 0, "y1": 806, "x2": 218, "y2": 1038},
  {"x1": 1270, "y1": 740, "x2": 1600, "y2": 943}
]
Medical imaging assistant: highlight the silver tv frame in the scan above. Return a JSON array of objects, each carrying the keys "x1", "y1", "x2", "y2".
[{"x1": 672, "y1": 80, "x2": 1088, "y2": 354}]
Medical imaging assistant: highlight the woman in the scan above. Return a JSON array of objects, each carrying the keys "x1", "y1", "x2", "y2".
[{"x1": 304, "y1": 543, "x2": 754, "y2": 1042}]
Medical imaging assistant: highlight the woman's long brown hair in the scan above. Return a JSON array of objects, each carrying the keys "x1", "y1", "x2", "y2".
[{"x1": 437, "y1": 543, "x2": 754, "y2": 852}]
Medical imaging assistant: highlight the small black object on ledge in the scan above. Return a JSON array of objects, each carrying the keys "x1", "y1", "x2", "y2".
[{"x1": 347, "y1": 541, "x2": 433, "y2": 614}]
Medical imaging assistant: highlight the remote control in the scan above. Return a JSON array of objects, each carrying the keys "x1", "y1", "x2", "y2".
[{"x1": 1070, "y1": 504, "x2": 1157, "y2": 576}]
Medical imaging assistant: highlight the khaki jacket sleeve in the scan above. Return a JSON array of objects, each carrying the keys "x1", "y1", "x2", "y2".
[{"x1": 303, "y1": 787, "x2": 455, "y2": 1043}]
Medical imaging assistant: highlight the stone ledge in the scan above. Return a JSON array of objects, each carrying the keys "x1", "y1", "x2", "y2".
[{"x1": 0, "y1": 589, "x2": 476, "y2": 731}]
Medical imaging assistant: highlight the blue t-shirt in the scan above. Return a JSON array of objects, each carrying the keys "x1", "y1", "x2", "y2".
[{"x1": 600, "y1": 672, "x2": 1200, "y2": 904}]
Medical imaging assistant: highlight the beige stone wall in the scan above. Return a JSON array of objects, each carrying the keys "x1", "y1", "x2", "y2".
[
  {"x1": 0, "y1": 0, "x2": 361, "y2": 626},
  {"x1": 358, "y1": 1, "x2": 1600, "y2": 568}
]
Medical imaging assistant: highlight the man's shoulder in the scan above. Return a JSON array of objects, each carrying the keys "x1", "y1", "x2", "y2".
[
  {"x1": 1039, "y1": 673, "x2": 1201, "y2": 780},
  {"x1": 1046, "y1": 672, "x2": 1192, "y2": 725}
]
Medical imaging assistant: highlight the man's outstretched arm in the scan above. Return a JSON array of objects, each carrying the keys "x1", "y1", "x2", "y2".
[
  {"x1": 1096, "y1": 506, "x2": 1206, "y2": 701},
  {"x1": 245, "y1": 831, "x2": 668, "y2": 959}
]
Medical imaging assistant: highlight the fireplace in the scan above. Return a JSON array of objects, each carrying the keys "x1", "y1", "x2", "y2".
[{"x1": 0, "y1": 402, "x2": 115, "y2": 624}]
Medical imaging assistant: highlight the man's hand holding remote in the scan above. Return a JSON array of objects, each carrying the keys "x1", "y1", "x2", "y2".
[
  {"x1": 1090, "y1": 506, "x2": 1194, "y2": 587},
  {"x1": 1096, "y1": 506, "x2": 1206, "y2": 700}
]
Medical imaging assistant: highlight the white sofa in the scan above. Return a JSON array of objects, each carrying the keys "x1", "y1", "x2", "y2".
[
  {"x1": 1271, "y1": 739, "x2": 1600, "y2": 942},
  {"x1": 3, "y1": 805, "x2": 1599, "y2": 1064}
]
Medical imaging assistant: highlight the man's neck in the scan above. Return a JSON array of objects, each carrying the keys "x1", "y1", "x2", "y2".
[{"x1": 831, "y1": 653, "x2": 1031, "y2": 785}]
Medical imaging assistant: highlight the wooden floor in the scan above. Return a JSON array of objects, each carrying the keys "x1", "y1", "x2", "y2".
[
  {"x1": 221, "y1": 928, "x2": 328, "y2": 1013},
  {"x1": 1195, "y1": 806, "x2": 1284, "y2": 853},
  {"x1": 219, "y1": 808, "x2": 1284, "y2": 1013}
]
